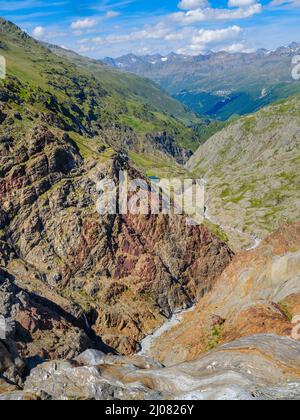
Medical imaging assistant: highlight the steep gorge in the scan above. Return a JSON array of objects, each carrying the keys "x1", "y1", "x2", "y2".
[{"x1": 0, "y1": 18, "x2": 234, "y2": 360}]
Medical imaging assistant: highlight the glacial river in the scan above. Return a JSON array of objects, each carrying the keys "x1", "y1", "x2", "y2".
[{"x1": 138, "y1": 306, "x2": 196, "y2": 356}]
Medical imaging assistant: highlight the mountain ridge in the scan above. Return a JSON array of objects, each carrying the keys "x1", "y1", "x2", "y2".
[
  {"x1": 0, "y1": 16, "x2": 202, "y2": 169},
  {"x1": 104, "y1": 43, "x2": 300, "y2": 120}
]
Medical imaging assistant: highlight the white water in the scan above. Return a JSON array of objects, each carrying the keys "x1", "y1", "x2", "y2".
[{"x1": 138, "y1": 306, "x2": 196, "y2": 356}]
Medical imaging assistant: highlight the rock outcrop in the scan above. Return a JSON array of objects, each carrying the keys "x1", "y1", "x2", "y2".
[
  {"x1": 1, "y1": 334, "x2": 300, "y2": 400},
  {"x1": 146, "y1": 222, "x2": 300, "y2": 365},
  {"x1": 0, "y1": 336, "x2": 24, "y2": 392},
  {"x1": 0, "y1": 267, "x2": 98, "y2": 361},
  {"x1": 146, "y1": 132, "x2": 193, "y2": 164}
]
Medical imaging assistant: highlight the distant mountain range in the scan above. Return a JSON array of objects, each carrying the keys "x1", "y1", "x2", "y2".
[{"x1": 104, "y1": 44, "x2": 300, "y2": 120}]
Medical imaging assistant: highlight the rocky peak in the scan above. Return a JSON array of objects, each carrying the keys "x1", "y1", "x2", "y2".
[{"x1": 0, "y1": 18, "x2": 32, "y2": 44}]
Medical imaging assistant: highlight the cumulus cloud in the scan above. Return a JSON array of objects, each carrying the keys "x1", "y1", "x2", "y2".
[
  {"x1": 77, "y1": 22, "x2": 246, "y2": 58},
  {"x1": 178, "y1": 0, "x2": 209, "y2": 10},
  {"x1": 222, "y1": 42, "x2": 254, "y2": 52},
  {"x1": 32, "y1": 26, "x2": 45, "y2": 38},
  {"x1": 172, "y1": 3, "x2": 262, "y2": 25},
  {"x1": 71, "y1": 18, "x2": 97, "y2": 30},
  {"x1": 106, "y1": 11, "x2": 120, "y2": 18},
  {"x1": 192, "y1": 25, "x2": 242, "y2": 44}
]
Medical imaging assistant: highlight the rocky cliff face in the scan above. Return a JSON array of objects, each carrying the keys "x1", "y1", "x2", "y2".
[
  {"x1": 2, "y1": 334, "x2": 300, "y2": 400},
  {"x1": 0, "y1": 267, "x2": 98, "y2": 362},
  {"x1": 0, "y1": 17, "x2": 234, "y2": 360},
  {"x1": 0, "y1": 122, "x2": 233, "y2": 357},
  {"x1": 145, "y1": 222, "x2": 300, "y2": 365}
]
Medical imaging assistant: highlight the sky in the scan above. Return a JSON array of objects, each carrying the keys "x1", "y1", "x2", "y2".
[{"x1": 1, "y1": 0, "x2": 300, "y2": 58}]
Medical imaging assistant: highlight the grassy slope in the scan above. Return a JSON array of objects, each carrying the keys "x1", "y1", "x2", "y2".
[
  {"x1": 175, "y1": 82, "x2": 300, "y2": 121},
  {"x1": 47, "y1": 45, "x2": 200, "y2": 126},
  {"x1": 0, "y1": 18, "x2": 202, "y2": 171},
  {"x1": 187, "y1": 94, "x2": 300, "y2": 246}
]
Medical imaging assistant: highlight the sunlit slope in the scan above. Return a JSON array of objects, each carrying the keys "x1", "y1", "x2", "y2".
[
  {"x1": 187, "y1": 95, "x2": 300, "y2": 248},
  {"x1": 0, "y1": 17, "x2": 202, "y2": 163}
]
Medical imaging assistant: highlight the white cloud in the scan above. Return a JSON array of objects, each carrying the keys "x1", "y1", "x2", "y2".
[
  {"x1": 172, "y1": 3, "x2": 262, "y2": 24},
  {"x1": 178, "y1": 0, "x2": 209, "y2": 10},
  {"x1": 71, "y1": 18, "x2": 97, "y2": 30},
  {"x1": 228, "y1": 0, "x2": 256, "y2": 7},
  {"x1": 106, "y1": 11, "x2": 120, "y2": 18},
  {"x1": 77, "y1": 22, "x2": 246, "y2": 57},
  {"x1": 192, "y1": 25, "x2": 242, "y2": 44},
  {"x1": 32, "y1": 26, "x2": 45, "y2": 38},
  {"x1": 222, "y1": 42, "x2": 251, "y2": 52}
]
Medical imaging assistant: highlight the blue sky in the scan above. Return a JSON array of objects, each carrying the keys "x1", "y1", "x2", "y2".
[{"x1": 1, "y1": 0, "x2": 300, "y2": 57}]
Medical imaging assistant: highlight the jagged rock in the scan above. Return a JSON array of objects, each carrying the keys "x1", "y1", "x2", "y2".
[
  {"x1": 0, "y1": 110, "x2": 7, "y2": 124},
  {"x1": 75, "y1": 349, "x2": 106, "y2": 366},
  {"x1": 20, "y1": 335, "x2": 300, "y2": 400},
  {"x1": 0, "y1": 391, "x2": 42, "y2": 401},
  {"x1": 0, "y1": 267, "x2": 96, "y2": 360},
  {"x1": 0, "y1": 125, "x2": 233, "y2": 354},
  {"x1": 0, "y1": 341, "x2": 24, "y2": 386},
  {"x1": 146, "y1": 132, "x2": 193, "y2": 164},
  {"x1": 0, "y1": 378, "x2": 19, "y2": 396}
]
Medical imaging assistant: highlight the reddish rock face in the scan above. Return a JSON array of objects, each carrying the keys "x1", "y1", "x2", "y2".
[
  {"x1": 0, "y1": 126, "x2": 234, "y2": 355},
  {"x1": 147, "y1": 222, "x2": 300, "y2": 366}
]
